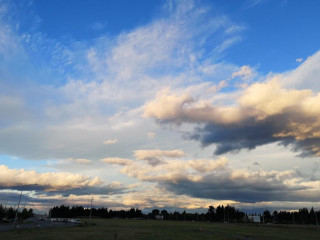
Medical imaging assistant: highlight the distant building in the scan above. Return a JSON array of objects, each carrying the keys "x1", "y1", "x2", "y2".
[
  {"x1": 155, "y1": 215, "x2": 163, "y2": 220},
  {"x1": 250, "y1": 215, "x2": 261, "y2": 223},
  {"x1": 243, "y1": 215, "x2": 261, "y2": 223}
]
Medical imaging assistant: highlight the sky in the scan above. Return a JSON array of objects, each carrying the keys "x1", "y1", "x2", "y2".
[{"x1": 0, "y1": 0, "x2": 320, "y2": 214}]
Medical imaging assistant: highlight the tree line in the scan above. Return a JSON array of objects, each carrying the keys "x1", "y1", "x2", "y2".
[
  {"x1": 265, "y1": 208, "x2": 320, "y2": 224},
  {"x1": 0, "y1": 204, "x2": 34, "y2": 221},
  {"x1": 50, "y1": 205, "x2": 142, "y2": 219},
  {"x1": 49, "y1": 204, "x2": 320, "y2": 224}
]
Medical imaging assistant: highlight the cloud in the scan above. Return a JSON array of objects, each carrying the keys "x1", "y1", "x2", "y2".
[
  {"x1": 119, "y1": 157, "x2": 320, "y2": 203},
  {"x1": 0, "y1": 0, "x2": 244, "y2": 164},
  {"x1": 147, "y1": 131, "x2": 156, "y2": 139},
  {"x1": 133, "y1": 149, "x2": 186, "y2": 166},
  {"x1": 101, "y1": 157, "x2": 133, "y2": 166},
  {"x1": 103, "y1": 138, "x2": 118, "y2": 145},
  {"x1": 197, "y1": 79, "x2": 320, "y2": 156},
  {"x1": 67, "y1": 158, "x2": 92, "y2": 164},
  {"x1": 121, "y1": 157, "x2": 228, "y2": 182},
  {"x1": 0, "y1": 19, "x2": 20, "y2": 56},
  {"x1": 0, "y1": 189, "x2": 129, "y2": 212},
  {"x1": 296, "y1": 58, "x2": 304, "y2": 63},
  {"x1": 188, "y1": 157, "x2": 228, "y2": 173},
  {"x1": 0, "y1": 165, "x2": 126, "y2": 196},
  {"x1": 110, "y1": 186, "x2": 225, "y2": 211},
  {"x1": 145, "y1": 73, "x2": 320, "y2": 156},
  {"x1": 164, "y1": 170, "x2": 320, "y2": 203},
  {"x1": 143, "y1": 88, "x2": 195, "y2": 124},
  {"x1": 282, "y1": 51, "x2": 320, "y2": 91},
  {"x1": 0, "y1": 95, "x2": 31, "y2": 125},
  {"x1": 232, "y1": 65, "x2": 254, "y2": 80},
  {"x1": 243, "y1": 0, "x2": 265, "y2": 9},
  {"x1": 0, "y1": 164, "x2": 100, "y2": 191},
  {"x1": 214, "y1": 36, "x2": 242, "y2": 53}
]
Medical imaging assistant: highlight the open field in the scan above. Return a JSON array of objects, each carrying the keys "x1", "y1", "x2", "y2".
[{"x1": 0, "y1": 219, "x2": 319, "y2": 240}]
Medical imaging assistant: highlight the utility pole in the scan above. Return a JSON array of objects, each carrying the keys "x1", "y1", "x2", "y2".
[
  {"x1": 89, "y1": 195, "x2": 93, "y2": 222},
  {"x1": 14, "y1": 190, "x2": 22, "y2": 228}
]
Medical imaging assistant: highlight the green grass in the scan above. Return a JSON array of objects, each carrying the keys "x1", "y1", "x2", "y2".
[{"x1": 1, "y1": 219, "x2": 319, "y2": 240}]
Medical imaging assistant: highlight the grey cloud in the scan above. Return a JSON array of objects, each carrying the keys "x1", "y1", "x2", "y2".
[
  {"x1": 134, "y1": 150, "x2": 186, "y2": 166},
  {"x1": 0, "y1": 190, "x2": 128, "y2": 211},
  {"x1": 0, "y1": 184, "x2": 127, "y2": 197},
  {"x1": 50, "y1": 185, "x2": 128, "y2": 197},
  {"x1": 0, "y1": 184, "x2": 47, "y2": 192},
  {"x1": 0, "y1": 191, "x2": 63, "y2": 208},
  {"x1": 161, "y1": 173, "x2": 318, "y2": 203},
  {"x1": 191, "y1": 118, "x2": 279, "y2": 155},
  {"x1": 120, "y1": 157, "x2": 320, "y2": 204},
  {"x1": 190, "y1": 110, "x2": 320, "y2": 157},
  {"x1": 288, "y1": 138, "x2": 320, "y2": 157},
  {"x1": 0, "y1": 95, "x2": 32, "y2": 126},
  {"x1": 142, "y1": 157, "x2": 164, "y2": 166}
]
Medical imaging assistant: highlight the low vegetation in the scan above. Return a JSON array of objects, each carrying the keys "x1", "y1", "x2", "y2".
[{"x1": 1, "y1": 219, "x2": 320, "y2": 240}]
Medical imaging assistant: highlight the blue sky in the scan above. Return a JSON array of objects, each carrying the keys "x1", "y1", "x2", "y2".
[
  {"x1": 1, "y1": 0, "x2": 320, "y2": 213},
  {"x1": 33, "y1": 0, "x2": 162, "y2": 39},
  {"x1": 221, "y1": 0, "x2": 320, "y2": 73},
  {"x1": 28, "y1": 0, "x2": 320, "y2": 74}
]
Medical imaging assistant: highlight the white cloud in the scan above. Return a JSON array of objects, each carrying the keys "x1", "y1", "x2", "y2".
[
  {"x1": 214, "y1": 36, "x2": 242, "y2": 53},
  {"x1": 0, "y1": 165, "x2": 101, "y2": 191},
  {"x1": 188, "y1": 157, "x2": 228, "y2": 173},
  {"x1": 147, "y1": 131, "x2": 156, "y2": 139},
  {"x1": 243, "y1": 0, "x2": 265, "y2": 9},
  {"x1": 134, "y1": 149, "x2": 186, "y2": 159},
  {"x1": 134, "y1": 149, "x2": 186, "y2": 166},
  {"x1": 225, "y1": 25, "x2": 246, "y2": 34},
  {"x1": 232, "y1": 65, "x2": 254, "y2": 80},
  {"x1": 101, "y1": 157, "x2": 133, "y2": 166},
  {"x1": 103, "y1": 138, "x2": 118, "y2": 145},
  {"x1": 121, "y1": 156, "x2": 228, "y2": 182},
  {"x1": 282, "y1": 51, "x2": 320, "y2": 91},
  {"x1": 144, "y1": 75, "x2": 320, "y2": 156},
  {"x1": 238, "y1": 78, "x2": 312, "y2": 117},
  {"x1": 67, "y1": 158, "x2": 92, "y2": 164},
  {"x1": 144, "y1": 87, "x2": 243, "y2": 125},
  {"x1": 0, "y1": 18, "x2": 20, "y2": 56}
]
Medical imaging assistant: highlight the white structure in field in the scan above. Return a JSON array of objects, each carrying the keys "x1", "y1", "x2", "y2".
[
  {"x1": 249, "y1": 215, "x2": 261, "y2": 223},
  {"x1": 243, "y1": 215, "x2": 261, "y2": 223},
  {"x1": 155, "y1": 215, "x2": 163, "y2": 220}
]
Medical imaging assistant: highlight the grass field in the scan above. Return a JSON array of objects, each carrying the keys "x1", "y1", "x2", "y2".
[{"x1": 1, "y1": 219, "x2": 319, "y2": 240}]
